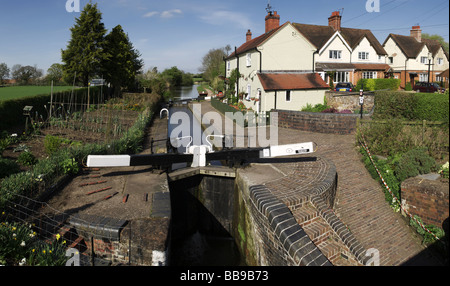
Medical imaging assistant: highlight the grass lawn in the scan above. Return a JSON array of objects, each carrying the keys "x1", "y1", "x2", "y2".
[{"x1": 0, "y1": 86, "x2": 76, "y2": 101}]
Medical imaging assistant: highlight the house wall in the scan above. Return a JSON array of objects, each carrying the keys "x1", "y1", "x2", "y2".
[
  {"x1": 384, "y1": 37, "x2": 450, "y2": 88},
  {"x1": 260, "y1": 24, "x2": 316, "y2": 71},
  {"x1": 317, "y1": 33, "x2": 351, "y2": 63},
  {"x1": 384, "y1": 37, "x2": 408, "y2": 72},
  {"x1": 275, "y1": 89, "x2": 325, "y2": 111},
  {"x1": 352, "y1": 37, "x2": 386, "y2": 64}
]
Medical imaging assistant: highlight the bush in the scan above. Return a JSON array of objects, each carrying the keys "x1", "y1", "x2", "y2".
[
  {"x1": 373, "y1": 91, "x2": 449, "y2": 121},
  {"x1": 356, "y1": 78, "x2": 401, "y2": 92},
  {"x1": 44, "y1": 135, "x2": 63, "y2": 156},
  {"x1": 359, "y1": 147, "x2": 401, "y2": 207},
  {"x1": 394, "y1": 147, "x2": 438, "y2": 182},
  {"x1": 17, "y1": 151, "x2": 37, "y2": 166},
  {"x1": 414, "y1": 93, "x2": 449, "y2": 122},
  {"x1": 0, "y1": 158, "x2": 20, "y2": 179}
]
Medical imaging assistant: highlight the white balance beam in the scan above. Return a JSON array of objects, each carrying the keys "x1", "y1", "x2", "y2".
[{"x1": 87, "y1": 155, "x2": 131, "y2": 168}]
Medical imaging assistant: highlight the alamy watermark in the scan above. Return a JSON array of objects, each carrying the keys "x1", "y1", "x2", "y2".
[
  {"x1": 169, "y1": 104, "x2": 278, "y2": 149},
  {"x1": 66, "y1": 0, "x2": 80, "y2": 13},
  {"x1": 366, "y1": 0, "x2": 381, "y2": 13}
]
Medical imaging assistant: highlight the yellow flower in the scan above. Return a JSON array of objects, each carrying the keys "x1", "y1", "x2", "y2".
[
  {"x1": 42, "y1": 250, "x2": 46, "y2": 254},
  {"x1": 56, "y1": 234, "x2": 61, "y2": 241},
  {"x1": 63, "y1": 240, "x2": 66, "y2": 245},
  {"x1": 32, "y1": 249, "x2": 35, "y2": 253}
]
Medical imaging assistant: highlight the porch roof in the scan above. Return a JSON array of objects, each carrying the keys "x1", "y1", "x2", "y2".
[{"x1": 257, "y1": 73, "x2": 329, "y2": 91}]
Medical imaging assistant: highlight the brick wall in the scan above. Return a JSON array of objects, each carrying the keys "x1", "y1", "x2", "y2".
[
  {"x1": 274, "y1": 109, "x2": 370, "y2": 135},
  {"x1": 401, "y1": 177, "x2": 449, "y2": 227}
]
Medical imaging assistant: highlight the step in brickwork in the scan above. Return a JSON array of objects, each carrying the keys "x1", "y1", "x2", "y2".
[{"x1": 290, "y1": 199, "x2": 366, "y2": 266}]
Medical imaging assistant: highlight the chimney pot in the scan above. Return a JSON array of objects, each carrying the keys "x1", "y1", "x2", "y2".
[
  {"x1": 410, "y1": 25, "x2": 422, "y2": 42},
  {"x1": 246, "y1": 29, "x2": 252, "y2": 42},
  {"x1": 328, "y1": 11, "x2": 342, "y2": 31},
  {"x1": 265, "y1": 11, "x2": 280, "y2": 33}
]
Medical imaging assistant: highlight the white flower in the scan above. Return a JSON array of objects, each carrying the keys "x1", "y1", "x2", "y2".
[
  {"x1": 20, "y1": 241, "x2": 26, "y2": 247},
  {"x1": 19, "y1": 258, "x2": 26, "y2": 266}
]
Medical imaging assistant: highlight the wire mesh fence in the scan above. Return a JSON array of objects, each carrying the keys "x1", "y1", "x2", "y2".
[{"x1": 1, "y1": 189, "x2": 163, "y2": 266}]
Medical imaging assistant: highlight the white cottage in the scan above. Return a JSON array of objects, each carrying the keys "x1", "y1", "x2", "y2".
[
  {"x1": 383, "y1": 26, "x2": 449, "y2": 89},
  {"x1": 225, "y1": 11, "x2": 328, "y2": 113},
  {"x1": 225, "y1": 10, "x2": 390, "y2": 113}
]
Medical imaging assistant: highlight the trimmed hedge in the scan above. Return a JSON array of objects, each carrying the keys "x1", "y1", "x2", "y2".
[
  {"x1": 373, "y1": 91, "x2": 449, "y2": 122},
  {"x1": 0, "y1": 87, "x2": 103, "y2": 130},
  {"x1": 356, "y1": 78, "x2": 401, "y2": 92}
]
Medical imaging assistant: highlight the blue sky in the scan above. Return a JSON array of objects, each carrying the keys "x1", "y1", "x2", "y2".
[{"x1": 0, "y1": 0, "x2": 448, "y2": 75}]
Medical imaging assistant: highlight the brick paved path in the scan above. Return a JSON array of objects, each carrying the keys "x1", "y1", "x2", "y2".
[{"x1": 195, "y1": 101, "x2": 443, "y2": 266}]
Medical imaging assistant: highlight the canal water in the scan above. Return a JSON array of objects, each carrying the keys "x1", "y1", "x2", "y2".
[{"x1": 167, "y1": 85, "x2": 243, "y2": 266}]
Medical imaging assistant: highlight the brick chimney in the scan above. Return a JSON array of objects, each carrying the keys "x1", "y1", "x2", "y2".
[
  {"x1": 265, "y1": 11, "x2": 280, "y2": 33},
  {"x1": 328, "y1": 11, "x2": 342, "y2": 31},
  {"x1": 246, "y1": 29, "x2": 252, "y2": 42},
  {"x1": 410, "y1": 26, "x2": 422, "y2": 42}
]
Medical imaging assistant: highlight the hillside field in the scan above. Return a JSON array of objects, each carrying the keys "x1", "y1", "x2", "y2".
[{"x1": 0, "y1": 86, "x2": 76, "y2": 101}]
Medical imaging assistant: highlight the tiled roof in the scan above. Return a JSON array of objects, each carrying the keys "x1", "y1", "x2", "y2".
[
  {"x1": 292, "y1": 24, "x2": 387, "y2": 55},
  {"x1": 226, "y1": 23, "x2": 287, "y2": 59},
  {"x1": 384, "y1": 34, "x2": 448, "y2": 59},
  {"x1": 315, "y1": 63, "x2": 391, "y2": 71},
  {"x1": 257, "y1": 73, "x2": 329, "y2": 91},
  {"x1": 438, "y1": 69, "x2": 449, "y2": 78}
]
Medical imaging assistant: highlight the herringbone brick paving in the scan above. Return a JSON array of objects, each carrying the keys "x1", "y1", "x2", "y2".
[
  {"x1": 276, "y1": 128, "x2": 443, "y2": 266},
  {"x1": 197, "y1": 101, "x2": 443, "y2": 266}
]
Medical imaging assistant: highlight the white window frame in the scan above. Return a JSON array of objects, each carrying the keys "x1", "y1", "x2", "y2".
[
  {"x1": 227, "y1": 61, "x2": 231, "y2": 71},
  {"x1": 335, "y1": 71, "x2": 349, "y2": 83},
  {"x1": 419, "y1": 73, "x2": 428, "y2": 82},
  {"x1": 362, "y1": 71, "x2": 377, "y2": 79},
  {"x1": 246, "y1": 84, "x2": 252, "y2": 101},
  {"x1": 246, "y1": 53, "x2": 252, "y2": 67},
  {"x1": 358, "y1": 52, "x2": 369, "y2": 60},
  {"x1": 420, "y1": 56, "x2": 428, "y2": 64},
  {"x1": 329, "y1": 50, "x2": 342, "y2": 60},
  {"x1": 437, "y1": 58, "x2": 444, "y2": 65}
]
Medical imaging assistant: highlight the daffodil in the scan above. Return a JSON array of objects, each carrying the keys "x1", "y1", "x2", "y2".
[{"x1": 56, "y1": 233, "x2": 61, "y2": 241}]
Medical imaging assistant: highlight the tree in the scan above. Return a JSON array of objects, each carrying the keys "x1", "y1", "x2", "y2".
[
  {"x1": 61, "y1": 3, "x2": 108, "y2": 87},
  {"x1": 162, "y1": 66, "x2": 183, "y2": 87},
  {"x1": 46, "y1": 63, "x2": 64, "y2": 84},
  {"x1": 200, "y1": 47, "x2": 228, "y2": 82},
  {"x1": 0, "y1": 63, "x2": 9, "y2": 85},
  {"x1": 11, "y1": 65, "x2": 43, "y2": 85},
  {"x1": 102, "y1": 25, "x2": 143, "y2": 95}
]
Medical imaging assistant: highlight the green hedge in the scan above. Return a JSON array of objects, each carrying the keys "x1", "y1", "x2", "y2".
[
  {"x1": 0, "y1": 87, "x2": 103, "y2": 130},
  {"x1": 356, "y1": 78, "x2": 401, "y2": 92},
  {"x1": 373, "y1": 91, "x2": 449, "y2": 122}
]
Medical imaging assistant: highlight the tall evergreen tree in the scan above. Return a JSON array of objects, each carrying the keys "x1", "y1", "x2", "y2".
[
  {"x1": 61, "y1": 3, "x2": 108, "y2": 87},
  {"x1": 103, "y1": 25, "x2": 143, "y2": 95}
]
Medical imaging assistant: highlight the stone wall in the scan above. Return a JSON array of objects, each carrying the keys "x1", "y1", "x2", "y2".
[
  {"x1": 401, "y1": 177, "x2": 449, "y2": 227},
  {"x1": 325, "y1": 92, "x2": 375, "y2": 113}
]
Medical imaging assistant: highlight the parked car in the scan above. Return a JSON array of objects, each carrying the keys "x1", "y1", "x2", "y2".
[
  {"x1": 413, "y1": 82, "x2": 445, "y2": 93},
  {"x1": 334, "y1": 82, "x2": 354, "y2": 92}
]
